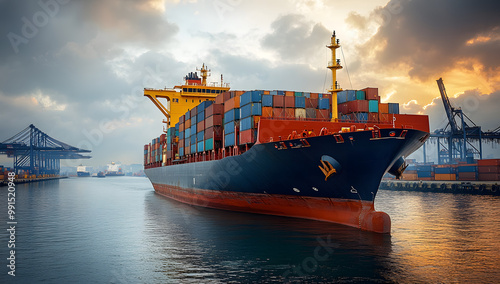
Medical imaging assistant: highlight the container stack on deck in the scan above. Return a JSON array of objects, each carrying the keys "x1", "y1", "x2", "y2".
[
  {"x1": 337, "y1": 88, "x2": 399, "y2": 123},
  {"x1": 398, "y1": 159, "x2": 500, "y2": 181}
]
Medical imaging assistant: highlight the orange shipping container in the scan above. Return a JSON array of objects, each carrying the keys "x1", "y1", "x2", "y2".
[
  {"x1": 224, "y1": 96, "x2": 240, "y2": 113},
  {"x1": 262, "y1": 107, "x2": 273, "y2": 118},
  {"x1": 285, "y1": 108, "x2": 295, "y2": 118},
  {"x1": 285, "y1": 91, "x2": 294, "y2": 96},
  {"x1": 435, "y1": 173, "x2": 456, "y2": 181},
  {"x1": 197, "y1": 120, "x2": 205, "y2": 132},
  {"x1": 379, "y1": 103, "x2": 389, "y2": 114}
]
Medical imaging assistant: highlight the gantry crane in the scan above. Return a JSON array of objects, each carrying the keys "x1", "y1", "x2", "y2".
[{"x1": 424, "y1": 78, "x2": 500, "y2": 164}]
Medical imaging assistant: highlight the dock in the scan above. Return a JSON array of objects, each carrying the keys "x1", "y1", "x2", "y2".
[
  {"x1": 380, "y1": 180, "x2": 500, "y2": 196},
  {"x1": 0, "y1": 176, "x2": 67, "y2": 187}
]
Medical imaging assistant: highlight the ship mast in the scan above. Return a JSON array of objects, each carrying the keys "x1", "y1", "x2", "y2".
[
  {"x1": 197, "y1": 63, "x2": 210, "y2": 86},
  {"x1": 327, "y1": 30, "x2": 343, "y2": 121}
]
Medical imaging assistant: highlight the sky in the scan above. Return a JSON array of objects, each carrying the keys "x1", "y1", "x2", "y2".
[{"x1": 0, "y1": 0, "x2": 499, "y2": 167}]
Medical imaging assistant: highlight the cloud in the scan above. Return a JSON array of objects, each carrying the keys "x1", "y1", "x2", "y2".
[
  {"x1": 261, "y1": 14, "x2": 331, "y2": 62},
  {"x1": 359, "y1": 0, "x2": 500, "y2": 81}
]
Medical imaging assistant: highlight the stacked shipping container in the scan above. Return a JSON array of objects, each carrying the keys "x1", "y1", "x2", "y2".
[
  {"x1": 337, "y1": 88, "x2": 399, "y2": 123},
  {"x1": 399, "y1": 160, "x2": 500, "y2": 181}
]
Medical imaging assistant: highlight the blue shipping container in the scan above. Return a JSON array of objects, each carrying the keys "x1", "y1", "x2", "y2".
[
  {"x1": 262, "y1": 95, "x2": 273, "y2": 107},
  {"x1": 337, "y1": 91, "x2": 347, "y2": 104},
  {"x1": 388, "y1": 103, "x2": 399, "y2": 114},
  {"x1": 458, "y1": 166, "x2": 477, "y2": 173},
  {"x1": 295, "y1": 96, "x2": 306, "y2": 108},
  {"x1": 191, "y1": 115, "x2": 197, "y2": 124},
  {"x1": 205, "y1": 138, "x2": 214, "y2": 151},
  {"x1": 318, "y1": 98, "x2": 330, "y2": 109},
  {"x1": 179, "y1": 147, "x2": 184, "y2": 157},
  {"x1": 196, "y1": 131, "x2": 204, "y2": 142},
  {"x1": 224, "y1": 121, "x2": 237, "y2": 134},
  {"x1": 185, "y1": 110, "x2": 191, "y2": 119},
  {"x1": 240, "y1": 91, "x2": 262, "y2": 106},
  {"x1": 417, "y1": 165, "x2": 433, "y2": 172},
  {"x1": 418, "y1": 171, "x2": 433, "y2": 178},
  {"x1": 185, "y1": 139, "x2": 190, "y2": 147},
  {"x1": 197, "y1": 111, "x2": 204, "y2": 122},
  {"x1": 197, "y1": 141, "x2": 204, "y2": 152},
  {"x1": 179, "y1": 131, "x2": 184, "y2": 140},
  {"x1": 190, "y1": 135, "x2": 196, "y2": 144},
  {"x1": 224, "y1": 109, "x2": 240, "y2": 122},
  {"x1": 435, "y1": 167, "x2": 455, "y2": 174},
  {"x1": 240, "y1": 103, "x2": 262, "y2": 118},
  {"x1": 346, "y1": 90, "x2": 356, "y2": 102},
  {"x1": 224, "y1": 133, "x2": 235, "y2": 147},
  {"x1": 198, "y1": 101, "x2": 213, "y2": 112},
  {"x1": 185, "y1": 128, "x2": 191, "y2": 138},
  {"x1": 356, "y1": 113, "x2": 368, "y2": 122},
  {"x1": 368, "y1": 100, "x2": 379, "y2": 113},
  {"x1": 240, "y1": 116, "x2": 253, "y2": 131},
  {"x1": 304, "y1": 92, "x2": 311, "y2": 98},
  {"x1": 191, "y1": 144, "x2": 196, "y2": 153},
  {"x1": 191, "y1": 124, "x2": 197, "y2": 134}
]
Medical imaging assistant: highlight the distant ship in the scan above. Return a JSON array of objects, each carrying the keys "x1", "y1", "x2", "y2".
[
  {"x1": 77, "y1": 165, "x2": 90, "y2": 177},
  {"x1": 106, "y1": 162, "x2": 125, "y2": 176}
]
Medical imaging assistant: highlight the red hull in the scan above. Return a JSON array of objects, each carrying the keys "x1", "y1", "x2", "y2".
[{"x1": 152, "y1": 183, "x2": 391, "y2": 233}]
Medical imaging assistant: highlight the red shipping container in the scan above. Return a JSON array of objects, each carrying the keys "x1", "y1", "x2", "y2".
[
  {"x1": 213, "y1": 125, "x2": 223, "y2": 140},
  {"x1": 316, "y1": 109, "x2": 330, "y2": 119},
  {"x1": 379, "y1": 113, "x2": 390, "y2": 122},
  {"x1": 369, "y1": 113, "x2": 379, "y2": 122},
  {"x1": 179, "y1": 115, "x2": 185, "y2": 124},
  {"x1": 273, "y1": 96, "x2": 284, "y2": 108},
  {"x1": 262, "y1": 107, "x2": 273, "y2": 118},
  {"x1": 224, "y1": 96, "x2": 240, "y2": 113},
  {"x1": 239, "y1": 129, "x2": 256, "y2": 144},
  {"x1": 478, "y1": 159, "x2": 500, "y2": 166},
  {"x1": 362, "y1": 88, "x2": 379, "y2": 100},
  {"x1": 190, "y1": 107, "x2": 197, "y2": 118},
  {"x1": 285, "y1": 96, "x2": 295, "y2": 108},
  {"x1": 205, "y1": 114, "x2": 222, "y2": 128},
  {"x1": 347, "y1": 100, "x2": 369, "y2": 113},
  {"x1": 285, "y1": 108, "x2": 295, "y2": 118},
  {"x1": 273, "y1": 108, "x2": 285, "y2": 118},
  {"x1": 310, "y1": 93, "x2": 319, "y2": 99},
  {"x1": 205, "y1": 127, "x2": 214, "y2": 139},
  {"x1": 478, "y1": 166, "x2": 500, "y2": 173},
  {"x1": 457, "y1": 172, "x2": 476, "y2": 181},
  {"x1": 338, "y1": 102, "x2": 348, "y2": 114},
  {"x1": 160, "y1": 134, "x2": 166, "y2": 142},
  {"x1": 305, "y1": 98, "x2": 318, "y2": 108},
  {"x1": 379, "y1": 103, "x2": 389, "y2": 114},
  {"x1": 478, "y1": 173, "x2": 500, "y2": 181},
  {"x1": 197, "y1": 120, "x2": 205, "y2": 132},
  {"x1": 179, "y1": 123, "x2": 185, "y2": 132},
  {"x1": 215, "y1": 93, "x2": 224, "y2": 104},
  {"x1": 185, "y1": 119, "x2": 191, "y2": 128},
  {"x1": 179, "y1": 139, "x2": 184, "y2": 148}
]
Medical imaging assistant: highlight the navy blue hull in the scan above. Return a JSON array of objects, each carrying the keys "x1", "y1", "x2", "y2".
[{"x1": 146, "y1": 128, "x2": 427, "y2": 201}]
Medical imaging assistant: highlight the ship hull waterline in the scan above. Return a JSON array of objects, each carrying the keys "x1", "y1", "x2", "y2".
[{"x1": 145, "y1": 128, "x2": 428, "y2": 233}]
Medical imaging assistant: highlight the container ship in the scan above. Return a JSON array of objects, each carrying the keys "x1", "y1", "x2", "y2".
[
  {"x1": 143, "y1": 32, "x2": 430, "y2": 233},
  {"x1": 77, "y1": 165, "x2": 90, "y2": 177},
  {"x1": 105, "y1": 162, "x2": 125, "y2": 176}
]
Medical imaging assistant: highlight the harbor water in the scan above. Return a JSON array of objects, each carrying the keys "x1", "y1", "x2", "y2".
[{"x1": 0, "y1": 177, "x2": 499, "y2": 283}]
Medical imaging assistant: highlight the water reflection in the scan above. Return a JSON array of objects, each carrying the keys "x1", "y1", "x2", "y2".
[
  {"x1": 376, "y1": 190, "x2": 500, "y2": 283},
  {"x1": 144, "y1": 192, "x2": 393, "y2": 283}
]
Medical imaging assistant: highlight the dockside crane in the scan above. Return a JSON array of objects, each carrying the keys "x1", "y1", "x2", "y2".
[{"x1": 425, "y1": 78, "x2": 500, "y2": 164}]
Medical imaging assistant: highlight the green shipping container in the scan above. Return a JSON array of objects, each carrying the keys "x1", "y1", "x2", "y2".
[
  {"x1": 356, "y1": 91, "x2": 365, "y2": 100},
  {"x1": 368, "y1": 100, "x2": 379, "y2": 113},
  {"x1": 205, "y1": 138, "x2": 214, "y2": 151}
]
